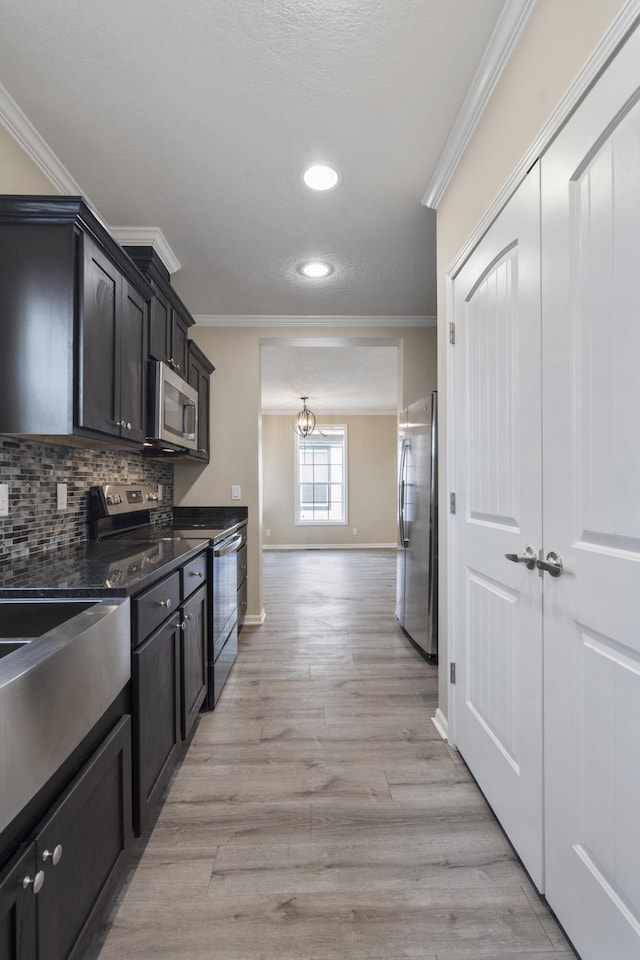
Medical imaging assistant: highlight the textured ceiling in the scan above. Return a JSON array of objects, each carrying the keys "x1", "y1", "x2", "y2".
[
  {"x1": 0, "y1": 0, "x2": 505, "y2": 318},
  {"x1": 261, "y1": 343, "x2": 399, "y2": 414}
]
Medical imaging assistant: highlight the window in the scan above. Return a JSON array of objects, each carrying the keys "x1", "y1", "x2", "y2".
[{"x1": 295, "y1": 425, "x2": 347, "y2": 524}]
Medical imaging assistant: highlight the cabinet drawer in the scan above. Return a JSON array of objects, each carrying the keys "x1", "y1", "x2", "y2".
[
  {"x1": 133, "y1": 571, "x2": 180, "y2": 645},
  {"x1": 181, "y1": 552, "x2": 207, "y2": 600}
]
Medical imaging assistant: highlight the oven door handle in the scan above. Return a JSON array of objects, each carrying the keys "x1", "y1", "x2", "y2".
[{"x1": 214, "y1": 534, "x2": 243, "y2": 557}]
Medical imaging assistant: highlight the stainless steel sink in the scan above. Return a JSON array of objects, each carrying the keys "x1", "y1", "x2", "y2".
[
  {"x1": 0, "y1": 599, "x2": 97, "y2": 639},
  {"x1": 0, "y1": 640, "x2": 30, "y2": 659},
  {"x1": 0, "y1": 596, "x2": 131, "y2": 835}
]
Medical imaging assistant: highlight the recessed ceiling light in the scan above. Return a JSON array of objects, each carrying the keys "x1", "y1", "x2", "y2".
[
  {"x1": 298, "y1": 260, "x2": 333, "y2": 279},
  {"x1": 302, "y1": 164, "x2": 340, "y2": 191}
]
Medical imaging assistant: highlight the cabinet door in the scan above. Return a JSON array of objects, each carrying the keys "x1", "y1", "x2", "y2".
[
  {"x1": 120, "y1": 280, "x2": 147, "y2": 442},
  {"x1": 132, "y1": 617, "x2": 181, "y2": 835},
  {"x1": 0, "y1": 844, "x2": 37, "y2": 960},
  {"x1": 170, "y1": 308, "x2": 189, "y2": 377},
  {"x1": 197, "y1": 369, "x2": 210, "y2": 460},
  {"x1": 34, "y1": 716, "x2": 132, "y2": 960},
  {"x1": 181, "y1": 584, "x2": 207, "y2": 741},
  {"x1": 79, "y1": 234, "x2": 120, "y2": 437},
  {"x1": 148, "y1": 286, "x2": 170, "y2": 363},
  {"x1": 186, "y1": 356, "x2": 210, "y2": 460}
]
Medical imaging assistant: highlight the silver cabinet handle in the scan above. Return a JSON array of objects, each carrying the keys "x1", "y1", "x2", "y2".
[
  {"x1": 23, "y1": 871, "x2": 45, "y2": 893},
  {"x1": 191, "y1": 570, "x2": 203, "y2": 578},
  {"x1": 126, "y1": 422, "x2": 132, "y2": 431},
  {"x1": 42, "y1": 845, "x2": 63, "y2": 866},
  {"x1": 187, "y1": 613, "x2": 193, "y2": 621},
  {"x1": 160, "y1": 598, "x2": 172, "y2": 609},
  {"x1": 537, "y1": 551, "x2": 563, "y2": 577},
  {"x1": 504, "y1": 546, "x2": 537, "y2": 570},
  {"x1": 179, "y1": 620, "x2": 186, "y2": 631}
]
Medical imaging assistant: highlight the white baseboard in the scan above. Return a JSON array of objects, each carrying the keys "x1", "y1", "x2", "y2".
[
  {"x1": 263, "y1": 543, "x2": 396, "y2": 551},
  {"x1": 431, "y1": 708, "x2": 449, "y2": 742},
  {"x1": 242, "y1": 610, "x2": 266, "y2": 627}
]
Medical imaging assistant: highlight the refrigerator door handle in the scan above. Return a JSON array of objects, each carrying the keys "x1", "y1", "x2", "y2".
[{"x1": 399, "y1": 440, "x2": 409, "y2": 546}]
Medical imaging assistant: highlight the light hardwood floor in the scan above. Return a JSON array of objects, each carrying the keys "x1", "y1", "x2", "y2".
[{"x1": 95, "y1": 549, "x2": 574, "y2": 960}]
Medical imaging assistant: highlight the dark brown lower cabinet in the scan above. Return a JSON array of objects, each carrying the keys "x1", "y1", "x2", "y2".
[
  {"x1": 132, "y1": 616, "x2": 181, "y2": 836},
  {"x1": 0, "y1": 716, "x2": 132, "y2": 960},
  {"x1": 180, "y1": 584, "x2": 207, "y2": 741},
  {"x1": 0, "y1": 844, "x2": 36, "y2": 960}
]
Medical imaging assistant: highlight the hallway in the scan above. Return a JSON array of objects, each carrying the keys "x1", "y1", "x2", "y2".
[{"x1": 95, "y1": 549, "x2": 572, "y2": 960}]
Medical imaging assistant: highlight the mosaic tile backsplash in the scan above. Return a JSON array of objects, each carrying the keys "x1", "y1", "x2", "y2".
[{"x1": 0, "y1": 437, "x2": 173, "y2": 561}]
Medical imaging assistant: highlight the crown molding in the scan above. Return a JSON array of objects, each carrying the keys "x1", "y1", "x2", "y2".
[
  {"x1": 422, "y1": 0, "x2": 538, "y2": 209},
  {"x1": 110, "y1": 226, "x2": 182, "y2": 275},
  {"x1": 194, "y1": 314, "x2": 436, "y2": 328},
  {"x1": 0, "y1": 80, "x2": 92, "y2": 200},
  {"x1": 0, "y1": 82, "x2": 183, "y2": 276},
  {"x1": 447, "y1": 0, "x2": 640, "y2": 280}
]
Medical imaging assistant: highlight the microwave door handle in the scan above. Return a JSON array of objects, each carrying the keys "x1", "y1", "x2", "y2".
[{"x1": 182, "y1": 403, "x2": 197, "y2": 440}]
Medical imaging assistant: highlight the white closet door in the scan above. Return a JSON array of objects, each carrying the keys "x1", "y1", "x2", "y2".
[
  {"x1": 542, "y1": 26, "x2": 640, "y2": 960},
  {"x1": 453, "y1": 167, "x2": 544, "y2": 890}
]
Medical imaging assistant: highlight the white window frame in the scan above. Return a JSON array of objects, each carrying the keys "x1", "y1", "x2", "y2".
[{"x1": 294, "y1": 424, "x2": 348, "y2": 525}]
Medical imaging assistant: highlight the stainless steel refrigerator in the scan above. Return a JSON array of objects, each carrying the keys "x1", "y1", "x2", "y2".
[{"x1": 396, "y1": 391, "x2": 438, "y2": 659}]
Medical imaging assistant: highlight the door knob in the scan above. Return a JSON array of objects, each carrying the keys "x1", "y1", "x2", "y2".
[
  {"x1": 504, "y1": 546, "x2": 537, "y2": 570},
  {"x1": 537, "y1": 551, "x2": 563, "y2": 577}
]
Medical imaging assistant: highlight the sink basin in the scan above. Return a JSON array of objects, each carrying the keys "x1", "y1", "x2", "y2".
[
  {"x1": 0, "y1": 596, "x2": 131, "y2": 837},
  {"x1": 0, "y1": 600, "x2": 97, "y2": 639},
  {"x1": 0, "y1": 640, "x2": 30, "y2": 659}
]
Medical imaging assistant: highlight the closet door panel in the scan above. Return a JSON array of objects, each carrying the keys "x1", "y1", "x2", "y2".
[
  {"x1": 541, "y1": 24, "x2": 640, "y2": 960},
  {"x1": 453, "y1": 165, "x2": 544, "y2": 890}
]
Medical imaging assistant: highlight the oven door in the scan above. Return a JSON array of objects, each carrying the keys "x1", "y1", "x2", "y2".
[{"x1": 212, "y1": 534, "x2": 242, "y2": 657}]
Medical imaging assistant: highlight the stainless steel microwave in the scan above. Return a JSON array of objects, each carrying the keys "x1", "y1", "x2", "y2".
[{"x1": 148, "y1": 361, "x2": 198, "y2": 451}]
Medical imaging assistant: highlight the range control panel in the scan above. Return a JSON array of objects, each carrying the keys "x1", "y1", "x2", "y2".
[{"x1": 91, "y1": 483, "x2": 162, "y2": 518}]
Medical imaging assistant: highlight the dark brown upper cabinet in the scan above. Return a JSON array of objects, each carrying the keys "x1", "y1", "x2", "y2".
[
  {"x1": 187, "y1": 340, "x2": 215, "y2": 462},
  {"x1": 0, "y1": 196, "x2": 152, "y2": 447},
  {"x1": 123, "y1": 246, "x2": 193, "y2": 377}
]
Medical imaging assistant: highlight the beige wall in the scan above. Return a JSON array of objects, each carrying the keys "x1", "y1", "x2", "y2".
[
  {"x1": 263, "y1": 414, "x2": 397, "y2": 547},
  {"x1": 174, "y1": 324, "x2": 436, "y2": 621},
  {"x1": 0, "y1": 125, "x2": 59, "y2": 192},
  {"x1": 435, "y1": 0, "x2": 626, "y2": 722}
]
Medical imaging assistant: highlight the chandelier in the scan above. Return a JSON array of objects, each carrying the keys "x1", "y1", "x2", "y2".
[{"x1": 292, "y1": 397, "x2": 316, "y2": 437}]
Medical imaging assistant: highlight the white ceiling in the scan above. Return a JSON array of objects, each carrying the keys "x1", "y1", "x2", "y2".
[
  {"x1": 0, "y1": 0, "x2": 506, "y2": 321},
  {"x1": 261, "y1": 342, "x2": 399, "y2": 415}
]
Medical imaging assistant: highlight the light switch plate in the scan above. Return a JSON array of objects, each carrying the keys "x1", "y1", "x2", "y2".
[
  {"x1": 56, "y1": 483, "x2": 68, "y2": 511},
  {"x1": 0, "y1": 483, "x2": 8, "y2": 517},
  {"x1": 231, "y1": 485, "x2": 241, "y2": 500}
]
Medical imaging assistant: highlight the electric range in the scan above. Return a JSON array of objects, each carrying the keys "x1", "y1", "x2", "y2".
[{"x1": 89, "y1": 483, "x2": 246, "y2": 707}]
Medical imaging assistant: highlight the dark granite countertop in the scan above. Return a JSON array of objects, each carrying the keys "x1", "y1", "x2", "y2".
[
  {"x1": 0, "y1": 507, "x2": 248, "y2": 599},
  {"x1": 0, "y1": 536, "x2": 210, "y2": 598}
]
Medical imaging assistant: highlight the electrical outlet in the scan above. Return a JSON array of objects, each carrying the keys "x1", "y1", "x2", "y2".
[
  {"x1": 157, "y1": 483, "x2": 163, "y2": 501},
  {"x1": 231, "y1": 485, "x2": 241, "y2": 500},
  {"x1": 57, "y1": 483, "x2": 68, "y2": 511},
  {"x1": 0, "y1": 484, "x2": 8, "y2": 517},
  {"x1": 265, "y1": 528, "x2": 271, "y2": 537},
  {"x1": 353, "y1": 527, "x2": 358, "y2": 536}
]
